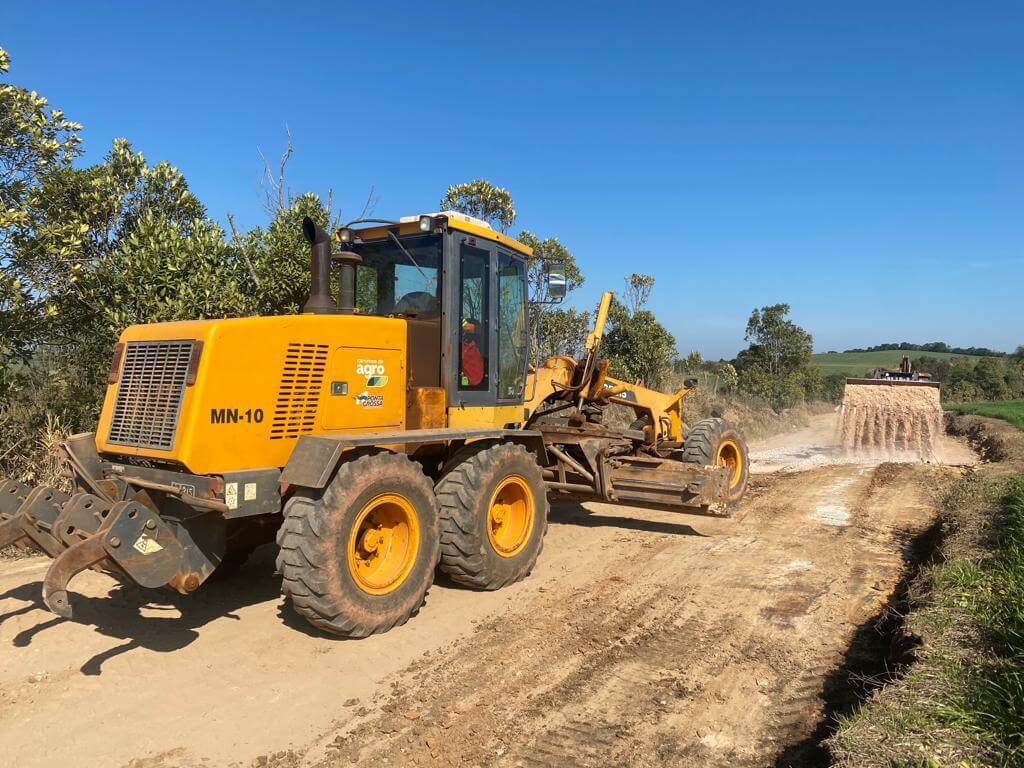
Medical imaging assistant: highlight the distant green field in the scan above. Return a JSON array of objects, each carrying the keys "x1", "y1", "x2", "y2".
[
  {"x1": 811, "y1": 350, "x2": 986, "y2": 377},
  {"x1": 944, "y1": 400, "x2": 1024, "y2": 431}
]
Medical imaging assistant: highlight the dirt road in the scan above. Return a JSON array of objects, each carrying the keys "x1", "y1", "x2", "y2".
[{"x1": 0, "y1": 415, "x2": 974, "y2": 768}]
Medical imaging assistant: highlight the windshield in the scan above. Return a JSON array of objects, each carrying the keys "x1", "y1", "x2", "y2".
[{"x1": 352, "y1": 234, "x2": 442, "y2": 318}]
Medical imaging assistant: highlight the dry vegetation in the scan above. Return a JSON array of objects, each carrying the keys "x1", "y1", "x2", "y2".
[{"x1": 678, "y1": 379, "x2": 835, "y2": 442}]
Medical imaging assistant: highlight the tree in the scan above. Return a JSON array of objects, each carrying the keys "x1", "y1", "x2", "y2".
[
  {"x1": 519, "y1": 233, "x2": 586, "y2": 359},
  {"x1": 0, "y1": 47, "x2": 82, "y2": 385},
  {"x1": 440, "y1": 179, "x2": 516, "y2": 232},
  {"x1": 602, "y1": 275, "x2": 678, "y2": 389},
  {"x1": 535, "y1": 307, "x2": 591, "y2": 361},
  {"x1": 734, "y1": 304, "x2": 819, "y2": 409},
  {"x1": 231, "y1": 191, "x2": 334, "y2": 316},
  {"x1": 515, "y1": 231, "x2": 584, "y2": 305},
  {"x1": 683, "y1": 350, "x2": 704, "y2": 372},
  {"x1": 0, "y1": 47, "x2": 82, "y2": 247},
  {"x1": 736, "y1": 304, "x2": 813, "y2": 377},
  {"x1": 718, "y1": 362, "x2": 739, "y2": 391},
  {"x1": 1010, "y1": 347, "x2": 1024, "y2": 390},
  {"x1": 623, "y1": 273, "x2": 654, "y2": 315},
  {"x1": 972, "y1": 357, "x2": 1010, "y2": 401}
]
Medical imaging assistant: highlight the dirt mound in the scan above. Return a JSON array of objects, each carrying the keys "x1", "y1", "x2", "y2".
[{"x1": 840, "y1": 383, "x2": 942, "y2": 460}]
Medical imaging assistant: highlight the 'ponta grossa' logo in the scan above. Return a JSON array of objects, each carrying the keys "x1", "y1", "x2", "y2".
[{"x1": 355, "y1": 392, "x2": 384, "y2": 408}]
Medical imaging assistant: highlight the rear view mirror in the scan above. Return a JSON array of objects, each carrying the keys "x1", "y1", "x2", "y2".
[{"x1": 546, "y1": 263, "x2": 567, "y2": 301}]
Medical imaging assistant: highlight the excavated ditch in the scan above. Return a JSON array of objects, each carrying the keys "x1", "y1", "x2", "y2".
[
  {"x1": 771, "y1": 518, "x2": 943, "y2": 767},
  {"x1": 772, "y1": 418, "x2": 979, "y2": 767}
]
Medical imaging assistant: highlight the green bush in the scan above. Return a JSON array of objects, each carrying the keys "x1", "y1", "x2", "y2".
[{"x1": 946, "y1": 401, "x2": 1024, "y2": 432}]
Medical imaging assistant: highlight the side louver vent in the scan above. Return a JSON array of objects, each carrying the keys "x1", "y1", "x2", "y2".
[{"x1": 270, "y1": 343, "x2": 328, "y2": 440}]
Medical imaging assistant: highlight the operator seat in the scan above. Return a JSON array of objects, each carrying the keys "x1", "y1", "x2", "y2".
[{"x1": 394, "y1": 291, "x2": 440, "y2": 318}]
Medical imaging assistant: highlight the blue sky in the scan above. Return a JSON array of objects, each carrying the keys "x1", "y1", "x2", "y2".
[{"x1": 5, "y1": 2, "x2": 1022, "y2": 358}]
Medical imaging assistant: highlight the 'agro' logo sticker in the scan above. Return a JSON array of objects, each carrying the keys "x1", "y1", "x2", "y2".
[
  {"x1": 355, "y1": 392, "x2": 384, "y2": 409},
  {"x1": 356, "y1": 359, "x2": 388, "y2": 388}
]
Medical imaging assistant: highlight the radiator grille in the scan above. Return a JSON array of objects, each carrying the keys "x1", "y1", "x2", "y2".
[
  {"x1": 270, "y1": 343, "x2": 328, "y2": 440},
  {"x1": 107, "y1": 341, "x2": 194, "y2": 451}
]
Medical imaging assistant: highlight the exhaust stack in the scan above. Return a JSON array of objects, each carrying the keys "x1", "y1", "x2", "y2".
[{"x1": 301, "y1": 217, "x2": 337, "y2": 314}]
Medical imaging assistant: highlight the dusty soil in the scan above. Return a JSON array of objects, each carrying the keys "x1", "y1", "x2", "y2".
[
  {"x1": 753, "y1": 408, "x2": 975, "y2": 474},
  {"x1": 0, "y1": 413, "x2": 976, "y2": 768},
  {"x1": 840, "y1": 383, "x2": 943, "y2": 459}
]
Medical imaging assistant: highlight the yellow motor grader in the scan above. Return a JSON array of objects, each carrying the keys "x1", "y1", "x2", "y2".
[{"x1": 0, "y1": 211, "x2": 749, "y2": 636}]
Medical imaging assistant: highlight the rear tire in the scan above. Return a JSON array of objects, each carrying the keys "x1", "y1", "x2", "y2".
[
  {"x1": 436, "y1": 443, "x2": 548, "y2": 589},
  {"x1": 276, "y1": 452, "x2": 439, "y2": 637},
  {"x1": 681, "y1": 417, "x2": 749, "y2": 504}
]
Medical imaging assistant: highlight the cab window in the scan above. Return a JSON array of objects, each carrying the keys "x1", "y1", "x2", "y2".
[
  {"x1": 497, "y1": 254, "x2": 527, "y2": 400},
  {"x1": 458, "y1": 244, "x2": 490, "y2": 391},
  {"x1": 352, "y1": 234, "x2": 441, "y2": 317}
]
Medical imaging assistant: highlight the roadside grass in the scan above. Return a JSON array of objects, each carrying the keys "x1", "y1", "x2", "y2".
[
  {"x1": 829, "y1": 469, "x2": 1024, "y2": 767},
  {"x1": 946, "y1": 400, "x2": 1024, "y2": 432}
]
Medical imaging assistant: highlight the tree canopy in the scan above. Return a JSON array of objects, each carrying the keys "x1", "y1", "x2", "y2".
[
  {"x1": 439, "y1": 179, "x2": 516, "y2": 232},
  {"x1": 733, "y1": 304, "x2": 820, "y2": 409},
  {"x1": 602, "y1": 274, "x2": 678, "y2": 389}
]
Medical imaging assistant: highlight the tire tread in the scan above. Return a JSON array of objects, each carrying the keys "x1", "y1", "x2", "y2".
[
  {"x1": 276, "y1": 452, "x2": 437, "y2": 638},
  {"x1": 436, "y1": 443, "x2": 548, "y2": 590}
]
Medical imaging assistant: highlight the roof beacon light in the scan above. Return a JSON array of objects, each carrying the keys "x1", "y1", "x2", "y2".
[{"x1": 337, "y1": 227, "x2": 354, "y2": 244}]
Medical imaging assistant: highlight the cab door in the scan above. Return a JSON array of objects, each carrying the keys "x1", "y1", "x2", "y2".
[
  {"x1": 445, "y1": 238, "x2": 493, "y2": 409},
  {"x1": 495, "y1": 251, "x2": 529, "y2": 403},
  {"x1": 444, "y1": 235, "x2": 529, "y2": 413}
]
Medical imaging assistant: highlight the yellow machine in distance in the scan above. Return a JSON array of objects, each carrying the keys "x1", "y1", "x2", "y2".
[{"x1": 0, "y1": 210, "x2": 749, "y2": 637}]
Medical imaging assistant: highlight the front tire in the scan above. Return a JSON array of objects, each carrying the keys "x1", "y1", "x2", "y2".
[
  {"x1": 276, "y1": 452, "x2": 439, "y2": 637},
  {"x1": 436, "y1": 443, "x2": 548, "y2": 589},
  {"x1": 681, "y1": 417, "x2": 749, "y2": 504}
]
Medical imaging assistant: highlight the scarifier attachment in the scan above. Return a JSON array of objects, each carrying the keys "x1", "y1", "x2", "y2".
[
  {"x1": 0, "y1": 479, "x2": 31, "y2": 549},
  {"x1": 0, "y1": 483, "x2": 70, "y2": 556},
  {"x1": 1, "y1": 475, "x2": 197, "y2": 619},
  {"x1": 840, "y1": 378, "x2": 943, "y2": 460},
  {"x1": 41, "y1": 499, "x2": 189, "y2": 618},
  {"x1": 0, "y1": 479, "x2": 31, "y2": 517}
]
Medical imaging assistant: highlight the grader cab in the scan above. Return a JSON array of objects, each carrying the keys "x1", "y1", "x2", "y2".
[{"x1": 0, "y1": 211, "x2": 749, "y2": 637}]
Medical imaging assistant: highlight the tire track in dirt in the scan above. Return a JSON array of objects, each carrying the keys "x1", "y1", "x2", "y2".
[
  {"x1": 296, "y1": 461, "x2": 954, "y2": 768},
  {"x1": 0, "y1": 437, "x2": 966, "y2": 768}
]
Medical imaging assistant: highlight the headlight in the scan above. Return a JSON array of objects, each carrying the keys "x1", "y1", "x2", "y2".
[{"x1": 418, "y1": 215, "x2": 435, "y2": 232}]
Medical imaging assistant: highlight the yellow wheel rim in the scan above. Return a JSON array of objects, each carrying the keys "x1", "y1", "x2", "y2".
[
  {"x1": 347, "y1": 493, "x2": 420, "y2": 595},
  {"x1": 487, "y1": 476, "x2": 535, "y2": 558},
  {"x1": 716, "y1": 439, "x2": 743, "y2": 490}
]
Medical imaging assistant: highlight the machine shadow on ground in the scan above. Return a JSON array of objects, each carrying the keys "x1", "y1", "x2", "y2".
[
  {"x1": 1, "y1": 500, "x2": 710, "y2": 664},
  {"x1": 548, "y1": 500, "x2": 709, "y2": 537},
  {"x1": 1, "y1": 548, "x2": 284, "y2": 675}
]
